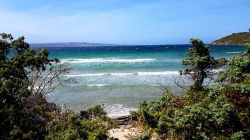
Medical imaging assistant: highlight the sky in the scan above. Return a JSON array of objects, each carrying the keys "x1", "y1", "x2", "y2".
[{"x1": 0, "y1": 0, "x2": 249, "y2": 44}]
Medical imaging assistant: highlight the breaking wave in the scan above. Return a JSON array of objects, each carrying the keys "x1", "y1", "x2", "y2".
[
  {"x1": 60, "y1": 58, "x2": 156, "y2": 64},
  {"x1": 66, "y1": 71, "x2": 179, "y2": 77},
  {"x1": 104, "y1": 104, "x2": 137, "y2": 117},
  {"x1": 225, "y1": 51, "x2": 241, "y2": 54}
]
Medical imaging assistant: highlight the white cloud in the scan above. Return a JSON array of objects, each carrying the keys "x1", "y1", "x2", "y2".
[
  {"x1": 0, "y1": 0, "x2": 249, "y2": 44},
  {"x1": 0, "y1": 4, "x2": 172, "y2": 44}
]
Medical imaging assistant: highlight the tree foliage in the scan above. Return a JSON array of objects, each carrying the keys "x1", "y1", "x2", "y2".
[
  {"x1": 46, "y1": 105, "x2": 115, "y2": 140},
  {"x1": 180, "y1": 39, "x2": 226, "y2": 90},
  {"x1": 135, "y1": 40, "x2": 250, "y2": 139},
  {"x1": 0, "y1": 33, "x2": 60, "y2": 139},
  {"x1": 219, "y1": 44, "x2": 250, "y2": 84},
  {"x1": 0, "y1": 33, "x2": 113, "y2": 140}
]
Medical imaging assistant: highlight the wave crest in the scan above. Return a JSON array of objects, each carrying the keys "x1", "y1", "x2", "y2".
[
  {"x1": 60, "y1": 58, "x2": 155, "y2": 64},
  {"x1": 66, "y1": 71, "x2": 179, "y2": 77},
  {"x1": 105, "y1": 104, "x2": 137, "y2": 117},
  {"x1": 225, "y1": 51, "x2": 241, "y2": 54}
]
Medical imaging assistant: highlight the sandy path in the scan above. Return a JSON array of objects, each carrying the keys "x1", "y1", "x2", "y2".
[{"x1": 109, "y1": 125, "x2": 141, "y2": 140}]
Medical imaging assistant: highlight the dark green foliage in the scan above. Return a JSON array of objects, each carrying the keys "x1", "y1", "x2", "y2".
[
  {"x1": 80, "y1": 105, "x2": 107, "y2": 119},
  {"x1": 180, "y1": 39, "x2": 225, "y2": 90},
  {"x1": 0, "y1": 33, "x2": 112, "y2": 140},
  {"x1": 129, "y1": 110, "x2": 139, "y2": 121},
  {"x1": 87, "y1": 104, "x2": 107, "y2": 119},
  {"x1": 219, "y1": 44, "x2": 250, "y2": 84},
  {"x1": 135, "y1": 132, "x2": 151, "y2": 140},
  {"x1": 218, "y1": 44, "x2": 250, "y2": 134},
  {"x1": 135, "y1": 41, "x2": 250, "y2": 139},
  {"x1": 137, "y1": 92, "x2": 183, "y2": 133},
  {"x1": 46, "y1": 105, "x2": 116, "y2": 140},
  {"x1": 46, "y1": 112, "x2": 108, "y2": 140},
  {"x1": 230, "y1": 131, "x2": 246, "y2": 140},
  {"x1": 0, "y1": 33, "x2": 58, "y2": 139},
  {"x1": 172, "y1": 89, "x2": 241, "y2": 139},
  {"x1": 80, "y1": 110, "x2": 90, "y2": 119},
  {"x1": 212, "y1": 32, "x2": 250, "y2": 45}
]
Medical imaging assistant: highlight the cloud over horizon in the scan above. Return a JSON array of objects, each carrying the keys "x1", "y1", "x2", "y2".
[{"x1": 0, "y1": 0, "x2": 249, "y2": 44}]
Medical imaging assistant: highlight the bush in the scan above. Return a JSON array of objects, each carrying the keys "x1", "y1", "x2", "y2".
[
  {"x1": 134, "y1": 42, "x2": 250, "y2": 139},
  {"x1": 46, "y1": 105, "x2": 117, "y2": 140},
  {"x1": 87, "y1": 104, "x2": 107, "y2": 119},
  {"x1": 0, "y1": 33, "x2": 59, "y2": 139},
  {"x1": 135, "y1": 132, "x2": 151, "y2": 140},
  {"x1": 0, "y1": 33, "x2": 111, "y2": 140},
  {"x1": 46, "y1": 112, "x2": 109, "y2": 140}
]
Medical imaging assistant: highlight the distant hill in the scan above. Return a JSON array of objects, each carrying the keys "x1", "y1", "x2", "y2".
[
  {"x1": 30, "y1": 42, "x2": 116, "y2": 48},
  {"x1": 212, "y1": 32, "x2": 250, "y2": 45}
]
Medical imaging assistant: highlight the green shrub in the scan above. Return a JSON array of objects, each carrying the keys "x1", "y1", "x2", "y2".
[
  {"x1": 87, "y1": 104, "x2": 107, "y2": 119},
  {"x1": 180, "y1": 39, "x2": 225, "y2": 90},
  {"x1": 0, "y1": 33, "x2": 59, "y2": 139},
  {"x1": 134, "y1": 41, "x2": 250, "y2": 139},
  {"x1": 230, "y1": 131, "x2": 246, "y2": 140},
  {"x1": 135, "y1": 132, "x2": 151, "y2": 140},
  {"x1": 46, "y1": 113, "x2": 109, "y2": 140}
]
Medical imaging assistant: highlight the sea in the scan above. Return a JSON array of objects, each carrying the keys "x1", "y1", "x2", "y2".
[{"x1": 32, "y1": 44, "x2": 245, "y2": 117}]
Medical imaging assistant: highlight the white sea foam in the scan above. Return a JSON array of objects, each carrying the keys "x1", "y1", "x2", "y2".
[
  {"x1": 60, "y1": 58, "x2": 155, "y2": 64},
  {"x1": 87, "y1": 84, "x2": 110, "y2": 87},
  {"x1": 105, "y1": 104, "x2": 137, "y2": 117},
  {"x1": 110, "y1": 73, "x2": 135, "y2": 76},
  {"x1": 67, "y1": 73, "x2": 105, "y2": 77},
  {"x1": 66, "y1": 71, "x2": 179, "y2": 77},
  {"x1": 137, "y1": 71, "x2": 179, "y2": 76},
  {"x1": 212, "y1": 68, "x2": 224, "y2": 73},
  {"x1": 225, "y1": 51, "x2": 241, "y2": 54}
]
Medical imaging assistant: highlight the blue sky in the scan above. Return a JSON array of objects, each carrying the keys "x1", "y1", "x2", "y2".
[{"x1": 0, "y1": 0, "x2": 249, "y2": 44}]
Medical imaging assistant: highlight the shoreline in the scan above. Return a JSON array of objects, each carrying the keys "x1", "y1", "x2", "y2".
[{"x1": 106, "y1": 108, "x2": 137, "y2": 118}]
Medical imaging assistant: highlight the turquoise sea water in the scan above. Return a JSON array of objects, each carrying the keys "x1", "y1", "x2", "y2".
[{"x1": 35, "y1": 45, "x2": 245, "y2": 116}]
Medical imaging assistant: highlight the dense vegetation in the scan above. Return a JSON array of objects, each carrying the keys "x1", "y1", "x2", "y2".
[
  {"x1": 212, "y1": 32, "x2": 250, "y2": 45},
  {"x1": 46, "y1": 105, "x2": 116, "y2": 140},
  {"x1": 0, "y1": 33, "x2": 116, "y2": 140},
  {"x1": 133, "y1": 40, "x2": 250, "y2": 139}
]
